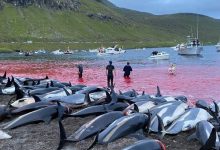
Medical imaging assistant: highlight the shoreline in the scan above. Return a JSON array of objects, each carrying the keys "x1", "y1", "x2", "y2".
[{"x1": 0, "y1": 41, "x2": 187, "y2": 52}]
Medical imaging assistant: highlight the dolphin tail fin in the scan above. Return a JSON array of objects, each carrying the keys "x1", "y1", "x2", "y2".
[
  {"x1": 200, "y1": 128, "x2": 216, "y2": 150},
  {"x1": 157, "y1": 115, "x2": 166, "y2": 139},
  {"x1": 57, "y1": 102, "x2": 67, "y2": 150},
  {"x1": 87, "y1": 133, "x2": 99, "y2": 150},
  {"x1": 155, "y1": 86, "x2": 162, "y2": 97},
  {"x1": 144, "y1": 110, "x2": 151, "y2": 135}
]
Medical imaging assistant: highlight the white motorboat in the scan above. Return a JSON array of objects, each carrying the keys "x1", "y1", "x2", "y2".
[
  {"x1": 215, "y1": 42, "x2": 220, "y2": 51},
  {"x1": 171, "y1": 44, "x2": 180, "y2": 51},
  {"x1": 97, "y1": 45, "x2": 126, "y2": 55},
  {"x1": 148, "y1": 51, "x2": 170, "y2": 60},
  {"x1": 177, "y1": 36, "x2": 203, "y2": 55},
  {"x1": 51, "y1": 49, "x2": 64, "y2": 55}
]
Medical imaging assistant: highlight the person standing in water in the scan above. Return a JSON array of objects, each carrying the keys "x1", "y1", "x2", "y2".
[
  {"x1": 106, "y1": 61, "x2": 116, "y2": 87},
  {"x1": 77, "y1": 64, "x2": 83, "y2": 78},
  {"x1": 168, "y1": 63, "x2": 176, "y2": 75},
  {"x1": 123, "y1": 62, "x2": 132, "y2": 78}
]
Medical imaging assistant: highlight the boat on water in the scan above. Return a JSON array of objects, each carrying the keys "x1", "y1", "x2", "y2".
[
  {"x1": 177, "y1": 36, "x2": 203, "y2": 55},
  {"x1": 64, "y1": 47, "x2": 74, "y2": 54},
  {"x1": 148, "y1": 51, "x2": 170, "y2": 60},
  {"x1": 97, "y1": 45, "x2": 126, "y2": 55},
  {"x1": 34, "y1": 49, "x2": 46, "y2": 54},
  {"x1": 215, "y1": 42, "x2": 220, "y2": 51},
  {"x1": 51, "y1": 49, "x2": 64, "y2": 55},
  {"x1": 24, "y1": 52, "x2": 33, "y2": 56},
  {"x1": 171, "y1": 44, "x2": 180, "y2": 51}
]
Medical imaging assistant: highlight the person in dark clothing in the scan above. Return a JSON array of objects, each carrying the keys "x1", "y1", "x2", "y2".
[
  {"x1": 106, "y1": 61, "x2": 116, "y2": 87},
  {"x1": 123, "y1": 62, "x2": 132, "y2": 78},
  {"x1": 77, "y1": 64, "x2": 83, "y2": 78}
]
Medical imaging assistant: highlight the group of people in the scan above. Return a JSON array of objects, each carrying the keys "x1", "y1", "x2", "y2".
[
  {"x1": 77, "y1": 61, "x2": 175, "y2": 88},
  {"x1": 76, "y1": 61, "x2": 133, "y2": 88}
]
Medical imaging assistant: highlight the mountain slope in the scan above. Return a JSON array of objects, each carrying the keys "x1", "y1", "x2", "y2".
[{"x1": 0, "y1": 0, "x2": 220, "y2": 50}]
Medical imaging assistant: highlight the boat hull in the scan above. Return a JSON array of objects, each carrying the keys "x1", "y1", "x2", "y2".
[
  {"x1": 215, "y1": 44, "x2": 220, "y2": 51},
  {"x1": 178, "y1": 46, "x2": 203, "y2": 55}
]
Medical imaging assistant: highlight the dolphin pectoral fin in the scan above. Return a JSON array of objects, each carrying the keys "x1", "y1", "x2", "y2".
[
  {"x1": 57, "y1": 120, "x2": 67, "y2": 150},
  {"x1": 187, "y1": 133, "x2": 197, "y2": 141},
  {"x1": 43, "y1": 116, "x2": 52, "y2": 124},
  {"x1": 87, "y1": 132, "x2": 99, "y2": 150},
  {"x1": 200, "y1": 128, "x2": 216, "y2": 150},
  {"x1": 130, "y1": 132, "x2": 146, "y2": 140}
]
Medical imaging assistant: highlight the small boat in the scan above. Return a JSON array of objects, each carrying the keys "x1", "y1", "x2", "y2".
[
  {"x1": 64, "y1": 47, "x2": 73, "y2": 54},
  {"x1": 215, "y1": 42, "x2": 220, "y2": 51},
  {"x1": 24, "y1": 52, "x2": 33, "y2": 56},
  {"x1": 51, "y1": 49, "x2": 64, "y2": 55},
  {"x1": 148, "y1": 51, "x2": 170, "y2": 60},
  {"x1": 171, "y1": 44, "x2": 180, "y2": 51},
  {"x1": 34, "y1": 49, "x2": 46, "y2": 54},
  {"x1": 97, "y1": 45, "x2": 126, "y2": 55},
  {"x1": 177, "y1": 36, "x2": 203, "y2": 55}
]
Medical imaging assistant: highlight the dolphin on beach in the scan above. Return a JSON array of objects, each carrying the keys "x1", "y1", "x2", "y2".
[
  {"x1": 150, "y1": 101, "x2": 188, "y2": 132},
  {"x1": 122, "y1": 139, "x2": 166, "y2": 150},
  {"x1": 57, "y1": 111, "x2": 124, "y2": 149},
  {"x1": 87, "y1": 113, "x2": 151, "y2": 149},
  {"x1": 3, "y1": 105, "x2": 62, "y2": 129},
  {"x1": 187, "y1": 120, "x2": 220, "y2": 149},
  {"x1": 158, "y1": 108, "x2": 212, "y2": 137}
]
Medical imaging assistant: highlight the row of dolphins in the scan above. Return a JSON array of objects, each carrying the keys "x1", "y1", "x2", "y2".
[{"x1": 0, "y1": 71, "x2": 220, "y2": 150}]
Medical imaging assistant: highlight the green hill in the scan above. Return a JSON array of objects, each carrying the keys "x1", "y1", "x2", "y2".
[{"x1": 0, "y1": 0, "x2": 220, "y2": 51}]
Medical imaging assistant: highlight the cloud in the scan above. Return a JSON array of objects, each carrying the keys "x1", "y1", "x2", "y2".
[{"x1": 109, "y1": 0, "x2": 220, "y2": 19}]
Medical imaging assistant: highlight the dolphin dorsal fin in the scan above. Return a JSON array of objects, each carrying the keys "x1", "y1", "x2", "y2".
[
  {"x1": 142, "y1": 91, "x2": 145, "y2": 95},
  {"x1": 46, "y1": 83, "x2": 49, "y2": 88},
  {"x1": 5, "y1": 77, "x2": 11, "y2": 87},
  {"x1": 45, "y1": 75, "x2": 49, "y2": 79},
  {"x1": 50, "y1": 81, "x2": 54, "y2": 87},
  {"x1": 155, "y1": 86, "x2": 162, "y2": 97},
  {"x1": 3, "y1": 71, "x2": 6, "y2": 78}
]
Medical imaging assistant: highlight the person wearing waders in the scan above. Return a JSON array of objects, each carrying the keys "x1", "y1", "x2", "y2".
[{"x1": 106, "y1": 61, "x2": 116, "y2": 88}]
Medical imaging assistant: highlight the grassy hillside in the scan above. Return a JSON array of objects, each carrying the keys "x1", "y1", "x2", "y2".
[{"x1": 0, "y1": 0, "x2": 220, "y2": 51}]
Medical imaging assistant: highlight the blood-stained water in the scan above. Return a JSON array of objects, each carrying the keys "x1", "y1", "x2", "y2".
[{"x1": 0, "y1": 45, "x2": 220, "y2": 102}]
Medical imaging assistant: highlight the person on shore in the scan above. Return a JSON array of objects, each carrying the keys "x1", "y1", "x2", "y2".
[
  {"x1": 106, "y1": 61, "x2": 116, "y2": 87},
  {"x1": 123, "y1": 62, "x2": 132, "y2": 78},
  {"x1": 168, "y1": 63, "x2": 176, "y2": 75},
  {"x1": 77, "y1": 64, "x2": 83, "y2": 78}
]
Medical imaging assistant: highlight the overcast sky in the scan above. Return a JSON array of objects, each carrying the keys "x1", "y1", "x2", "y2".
[{"x1": 109, "y1": 0, "x2": 220, "y2": 19}]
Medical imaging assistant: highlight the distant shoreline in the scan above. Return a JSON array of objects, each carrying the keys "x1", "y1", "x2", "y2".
[{"x1": 0, "y1": 41, "x2": 215, "y2": 52}]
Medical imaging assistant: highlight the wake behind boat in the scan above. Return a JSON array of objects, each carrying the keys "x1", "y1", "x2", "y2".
[
  {"x1": 177, "y1": 36, "x2": 203, "y2": 55},
  {"x1": 148, "y1": 51, "x2": 170, "y2": 60}
]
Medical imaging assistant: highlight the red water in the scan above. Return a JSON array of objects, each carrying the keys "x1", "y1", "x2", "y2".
[{"x1": 1, "y1": 60, "x2": 220, "y2": 102}]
